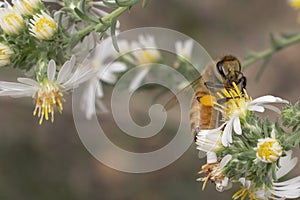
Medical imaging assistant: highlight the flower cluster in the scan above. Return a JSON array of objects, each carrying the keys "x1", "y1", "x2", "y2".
[
  {"x1": 0, "y1": 0, "x2": 140, "y2": 124},
  {"x1": 196, "y1": 83, "x2": 300, "y2": 199}
]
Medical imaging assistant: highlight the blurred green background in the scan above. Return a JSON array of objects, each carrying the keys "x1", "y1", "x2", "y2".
[{"x1": 0, "y1": 0, "x2": 300, "y2": 199}]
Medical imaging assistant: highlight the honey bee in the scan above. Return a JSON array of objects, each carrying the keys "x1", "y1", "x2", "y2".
[{"x1": 165, "y1": 55, "x2": 246, "y2": 140}]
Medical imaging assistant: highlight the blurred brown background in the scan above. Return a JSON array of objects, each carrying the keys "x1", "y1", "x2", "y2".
[{"x1": 0, "y1": 0, "x2": 300, "y2": 199}]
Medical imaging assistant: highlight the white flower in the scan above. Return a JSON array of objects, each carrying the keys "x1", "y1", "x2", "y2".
[
  {"x1": 0, "y1": 5, "x2": 24, "y2": 35},
  {"x1": 196, "y1": 126, "x2": 222, "y2": 153},
  {"x1": 118, "y1": 35, "x2": 161, "y2": 91},
  {"x1": 80, "y1": 43, "x2": 127, "y2": 119},
  {"x1": 235, "y1": 151, "x2": 300, "y2": 200},
  {"x1": 12, "y1": 0, "x2": 41, "y2": 15},
  {"x1": 0, "y1": 56, "x2": 93, "y2": 124},
  {"x1": 0, "y1": 42, "x2": 13, "y2": 67},
  {"x1": 29, "y1": 11, "x2": 57, "y2": 40},
  {"x1": 175, "y1": 39, "x2": 193, "y2": 61},
  {"x1": 216, "y1": 83, "x2": 288, "y2": 147}
]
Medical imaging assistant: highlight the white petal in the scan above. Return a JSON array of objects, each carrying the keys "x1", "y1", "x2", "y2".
[
  {"x1": 56, "y1": 61, "x2": 71, "y2": 84},
  {"x1": 0, "y1": 89, "x2": 34, "y2": 97},
  {"x1": 220, "y1": 154, "x2": 232, "y2": 168},
  {"x1": 271, "y1": 190, "x2": 300, "y2": 199},
  {"x1": 248, "y1": 105, "x2": 265, "y2": 112},
  {"x1": 129, "y1": 67, "x2": 150, "y2": 91},
  {"x1": 175, "y1": 40, "x2": 182, "y2": 53},
  {"x1": 233, "y1": 116, "x2": 242, "y2": 135},
  {"x1": 17, "y1": 78, "x2": 40, "y2": 87},
  {"x1": 95, "y1": 81, "x2": 104, "y2": 97},
  {"x1": 222, "y1": 120, "x2": 233, "y2": 147},
  {"x1": 47, "y1": 60, "x2": 56, "y2": 82},
  {"x1": 184, "y1": 39, "x2": 193, "y2": 57},
  {"x1": 109, "y1": 62, "x2": 127, "y2": 72},
  {"x1": 263, "y1": 104, "x2": 282, "y2": 114},
  {"x1": 0, "y1": 81, "x2": 34, "y2": 90},
  {"x1": 251, "y1": 95, "x2": 288, "y2": 104},
  {"x1": 100, "y1": 70, "x2": 117, "y2": 84},
  {"x1": 273, "y1": 176, "x2": 300, "y2": 186},
  {"x1": 277, "y1": 155, "x2": 298, "y2": 179},
  {"x1": 206, "y1": 151, "x2": 217, "y2": 163}
]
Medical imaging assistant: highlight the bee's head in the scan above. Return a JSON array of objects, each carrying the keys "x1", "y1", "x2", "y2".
[{"x1": 216, "y1": 55, "x2": 241, "y2": 85}]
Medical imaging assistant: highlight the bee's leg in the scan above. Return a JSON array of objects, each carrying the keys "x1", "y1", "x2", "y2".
[
  {"x1": 237, "y1": 76, "x2": 247, "y2": 91},
  {"x1": 204, "y1": 81, "x2": 224, "y2": 90}
]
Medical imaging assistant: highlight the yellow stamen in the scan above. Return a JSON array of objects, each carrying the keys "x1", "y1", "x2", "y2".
[{"x1": 33, "y1": 80, "x2": 64, "y2": 124}]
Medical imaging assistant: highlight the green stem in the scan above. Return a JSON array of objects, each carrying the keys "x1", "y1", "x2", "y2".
[
  {"x1": 70, "y1": 7, "x2": 129, "y2": 49},
  {"x1": 242, "y1": 33, "x2": 300, "y2": 69}
]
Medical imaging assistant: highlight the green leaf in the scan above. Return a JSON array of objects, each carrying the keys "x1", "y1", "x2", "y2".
[
  {"x1": 110, "y1": 18, "x2": 119, "y2": 52},
  {"x1": 270, "y1": 33, "x2": 282, "y2": 50},
  {"x1": 280, "y1": 32, "x2": 299, "y2": 39},
  {"x1": 74, "y1": 7, "x2": 89, "y2": 21},
  {"x1": 115, "y1": 0, "x2": 140, "y2": 7}
]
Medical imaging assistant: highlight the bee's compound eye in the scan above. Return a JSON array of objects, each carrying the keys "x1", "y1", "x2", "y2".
[{"x1": 216, "y1": 61, "x2": 226, "y2": 78}]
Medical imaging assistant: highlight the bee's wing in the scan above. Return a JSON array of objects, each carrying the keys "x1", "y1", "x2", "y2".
[{"x1": 164, "y1": 76, "x2": 206, "y2": 111}]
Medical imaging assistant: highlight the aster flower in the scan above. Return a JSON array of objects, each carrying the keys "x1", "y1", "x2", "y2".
[
  {"x1": 29, "y1": 11, "x2": 57, "y2": 40},
  {"x1": 197, "y1": 152, "x2": 232, "y2": 192},
  {"x1": 0, "y1": 5, "x2": 24, "y2": 35},
  {"x1": 0, "y1": 56, "x2": 93, "y2": 124},
  {"x1": 118, "y1": 35, "x2": 161, "y2": 91},
  {"x1": 80, "y1": 43, "x2": 127, "y2": 119},
  {"x1": 0, "y1": 42, "x2": 14, "y2": 67},
  {"x1": 254, "y1": 129, "x2": 282, "y2": 163},
  {"x1": 12, "y1": 0, "x2": 41, "y2": 16},
  {"x1": 215, "y1": 83, "x2": 288, "y2": 146}
]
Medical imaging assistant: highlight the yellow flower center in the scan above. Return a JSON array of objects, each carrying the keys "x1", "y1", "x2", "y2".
[
  {"x1": 24, "y1": 2, "x2": 34, "y2": 12},
  {"x1": 35, "y1": 16, "x2": 57, "y2": 35},
  {"x1": 137, "y1": 50, "x2": 159, "y2": 64},
  {"x1": 33, "y1": 81, "x2": 64, "y2": 124},
  {"x1": 0, "y1": 43, "x2": 13, "y2": 66},
  {"x1": 4, "y1": 13, "x2": 23, "y2": 27},
  {"x1": 215, "y1": 82, "x2": 251, "y2": 119},
  {"x1": 256, "y1": 138, "x2": 282, "y2": 163}
]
